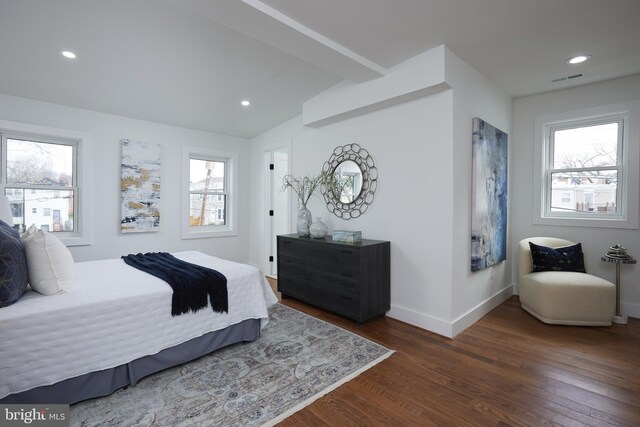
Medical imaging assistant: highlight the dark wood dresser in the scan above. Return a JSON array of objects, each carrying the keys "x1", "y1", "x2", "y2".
[{"x1": 277, "y1": 234, "x2": 390, "y2": 323}]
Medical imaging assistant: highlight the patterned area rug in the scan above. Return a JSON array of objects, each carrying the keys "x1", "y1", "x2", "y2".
[{"x1": 70, "y1": 304, "x2": 393, "y2": 426}]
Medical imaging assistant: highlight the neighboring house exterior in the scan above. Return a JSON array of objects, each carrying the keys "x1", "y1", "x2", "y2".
[
  {"x1": 551, "y1": 176, "x2": 617, "y2": 213},
  {"x1": 7, "y1": 187, "x2": 73, "y2": 232},
  {"x1": 189, "y1": 176, "x2": 226, "y2": 226}
]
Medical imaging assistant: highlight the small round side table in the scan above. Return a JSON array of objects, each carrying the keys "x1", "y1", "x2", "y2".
[{"x1": 601, "y1": 255, "x2": 637, "y2": 324}]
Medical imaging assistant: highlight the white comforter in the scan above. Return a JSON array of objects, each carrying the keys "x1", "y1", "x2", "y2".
[{"x1": 0, "y1": 251, "x2": 278, "y2": 399}]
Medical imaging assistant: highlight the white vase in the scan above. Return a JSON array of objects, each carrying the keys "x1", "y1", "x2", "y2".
[
  {"x1": 309, "y1": 217, "x2": 328, "y2": 239},
  {"x1": 296, "y1": 204, "x2": 312, "y2": 237}
]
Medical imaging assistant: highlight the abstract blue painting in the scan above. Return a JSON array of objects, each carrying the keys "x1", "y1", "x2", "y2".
[{"x1": 471, "y1": 117, "x2": 508, "y2": 272}]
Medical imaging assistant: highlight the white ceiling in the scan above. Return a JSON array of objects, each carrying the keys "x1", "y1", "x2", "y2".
[{"x1": 1, "y1": 0, "x2": 639, "y2": 138}]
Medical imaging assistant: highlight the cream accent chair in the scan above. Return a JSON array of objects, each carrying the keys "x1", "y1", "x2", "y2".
[{"x1": 519, "y1": 237, "x2": 615, "y2": 326}]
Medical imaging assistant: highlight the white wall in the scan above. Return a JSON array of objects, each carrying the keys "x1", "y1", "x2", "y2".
[
  {"x1": 446, "y1": 50, "x2": 513, "y2": 334},
  {"x1": 251, "y1": 94, "x2": 456, "y2": 335},
  {"x1": 250, "y1": 45, "x2": 513, "y2": 337},
  {"x1": 0, "y1": 93, "x2": 252, "y2": 263},
  {"x1": 301, "y1": 93, "x2": 456, "y2": 331},
  {"x1": 512, "y1": 74, "x2": 640, "y2": 318}
]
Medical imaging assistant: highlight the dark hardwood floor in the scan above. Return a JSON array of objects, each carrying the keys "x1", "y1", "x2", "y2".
[{"x1": 267, "y1": 278, "x2": 640, "y2": 426}]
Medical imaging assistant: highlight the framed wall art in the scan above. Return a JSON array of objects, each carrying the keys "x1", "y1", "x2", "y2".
[
  {"x1": 120, "y1": 139, "x2": 161, "y2": 233},
  {"x1": 471, "y1": 118, "x2": 508, "y2": 271}
]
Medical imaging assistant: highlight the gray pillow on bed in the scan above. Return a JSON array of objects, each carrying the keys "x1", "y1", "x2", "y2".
[{"x1": 0, "y1": 220, "x2": 29, "y2": 308}]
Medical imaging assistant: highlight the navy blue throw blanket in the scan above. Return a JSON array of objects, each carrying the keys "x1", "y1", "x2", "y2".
[{"x1": 122, "y1": 252, "x2": 228, "y2": 316}]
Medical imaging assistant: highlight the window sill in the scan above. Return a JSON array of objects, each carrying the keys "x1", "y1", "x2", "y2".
[
  {"x1": 59, "y1": 236, "x2": 91, "y2": 247},
  {"x1": 181, "y1": 228, "x2": 237, "y2": 239},
  {"x1": 533, "y1": 215, "x2": 638, "y2": 230}
]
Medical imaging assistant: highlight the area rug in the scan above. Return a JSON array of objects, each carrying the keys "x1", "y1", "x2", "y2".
[{"x1": 70, "y1": 304, "x2": 393, "y2": 426}]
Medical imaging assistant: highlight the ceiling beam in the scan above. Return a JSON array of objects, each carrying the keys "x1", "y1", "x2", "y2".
[
  {"x1": 242, "y1": 0, "x2": 387, "y2": 81},
  {"x1": 170, "y1": 0, "x2": 386, "y2": 82}
]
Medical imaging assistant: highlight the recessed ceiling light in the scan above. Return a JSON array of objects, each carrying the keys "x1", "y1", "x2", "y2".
[
  {"x1": 241, "y1": 100, "x2": 251, "y2": 107},
  {"x1": 61, "y1": 50, "x2": 77, "y2": 59},
  {"x1": 566, "y1": 54, "x2": 591, "y2": 64}
]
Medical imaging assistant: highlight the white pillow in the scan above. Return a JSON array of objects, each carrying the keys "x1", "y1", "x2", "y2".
[{"x1": 21, "y1": 224, "x2": 74, "y2": 295}]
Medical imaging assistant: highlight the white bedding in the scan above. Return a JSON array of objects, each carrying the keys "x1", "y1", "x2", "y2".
[{"x1": 0, "y1": 251, "x2": 278, "y2": 399}]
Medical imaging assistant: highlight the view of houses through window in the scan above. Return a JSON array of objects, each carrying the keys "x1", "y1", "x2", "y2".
[
  {"x1": 1, "y1": 136, "x2": 76, "y2": 232},
  {"x1": 547, "y1": 120, "x2": 621, "y2": 216},
  {"x1": 189, "y1": 158, "x2": 226, "y2": 227}
]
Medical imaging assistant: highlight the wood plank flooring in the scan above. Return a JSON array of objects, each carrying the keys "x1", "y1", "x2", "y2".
[{"x1": 266, "y1": 279, "x2": 640, "y2": 426}]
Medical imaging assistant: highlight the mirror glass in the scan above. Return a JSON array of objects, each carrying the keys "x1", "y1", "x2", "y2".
[{"x1": 332, "y1": 160, "x2": 363, "y2": 203}]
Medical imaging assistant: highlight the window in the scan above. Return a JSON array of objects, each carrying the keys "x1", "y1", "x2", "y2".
[
  {"x1": 533, "y1": 101, "x2": 639, "y2": 229},
  {"x1": 182, "y1": 147, "x2": 237, "y2": 238},
  {"x1": 2, "y1": 134, "x2": 76, "y2": 233},
  {"x1": 0, "y1": 120, "x2": 92, "y2": 245},
  {"x1": 189, "y1": 158, "x2": 226, "y2": 226},
  {"x1": 546, "y1": 118, "x2": 621, "y2": 216}
]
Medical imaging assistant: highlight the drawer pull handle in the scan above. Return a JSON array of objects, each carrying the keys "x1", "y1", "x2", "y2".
[
  {"x1": 340, "y1": 295, "x2": 353, "y2": 300},
  {"x1": 283, "y1": 241, "x2": 292, "y2": 245},
  {"x1": 340, "y1": 250, "x2": 352, "y2": 254},
  {"x1": 341, "y1": 273, "x2": 353, "y2": 278}
]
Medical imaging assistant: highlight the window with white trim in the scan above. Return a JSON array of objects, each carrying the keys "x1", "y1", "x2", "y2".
[
  {"x1": 182, "y1": 147, "x2": 237, "y2": 239},
  {"x1": 189, "y1": 158, "x2": 227, "y2": 226},
  {"x1": 533, "y1": 101, "x2": 639, "y2": 229},
  {"x1": 545, "y1": 117, "x2": 622, "y2": 218},
  {"x1": 1, "y1": 132, "x2": 78, "y2": 234},
  {"x1": 0, "y1": 120, "x2": 91, "y2": 245}
]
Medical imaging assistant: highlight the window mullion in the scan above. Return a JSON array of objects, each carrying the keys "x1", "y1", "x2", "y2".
[
  {"x1": 549, "y1": 166, "x2": 619, "y2": 174},
  {"x1": 189, "y1": 191, "x2": 226, "y2": 196},
  {"x1": 6, "y1": 184, "x2": 73, "y2": 191}
]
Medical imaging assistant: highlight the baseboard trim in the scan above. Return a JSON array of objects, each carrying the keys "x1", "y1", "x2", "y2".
[
  {"x1": 621, "y1": 301, "x2": 640, "y2": 319},
  {"x1": 387, "y1": 305, "x2": 453, "y2": 338},
  {"x1": 388, "y1": 285, "x2": 514, "y2": 339},
  {"x1": 451, "y1": 285, "x2": 514, "y2": 337}
]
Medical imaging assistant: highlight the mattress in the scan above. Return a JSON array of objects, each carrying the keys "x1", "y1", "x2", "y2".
[{"x1": 0, "y1": 251, "x2": 278, "y2": 399}]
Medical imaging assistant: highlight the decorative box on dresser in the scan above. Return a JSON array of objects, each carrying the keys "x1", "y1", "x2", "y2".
[{"x1": 277, "y1": 234, "x2": 390, "y2": 323}]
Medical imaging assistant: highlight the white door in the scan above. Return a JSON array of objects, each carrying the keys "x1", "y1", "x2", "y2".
[{"x1": 266, "y1": 148, "x2": 289, "y2": 276}]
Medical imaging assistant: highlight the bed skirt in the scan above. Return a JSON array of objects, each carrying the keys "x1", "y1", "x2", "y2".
[{"x1": 1, "y1": 318, "x2": 261, "y2": 405}]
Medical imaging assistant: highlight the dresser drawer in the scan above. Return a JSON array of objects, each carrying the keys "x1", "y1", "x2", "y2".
[
  {"x1": 277, "y1": 274, "x2": 304, "y2": 295},
  {"x1": 278, "y1": 254, "x2": 306, "y2": 278},
  {"x1": 308, "y1": 289, "x2": 359, "y2": 319},
  {"x1": 304, "y1": 244, "x2": 361, "y2": 280},
  {"x1": 277, "y1": 237, "x2": 306, "y2": 258},
  {"x1": 306, "y1": 270, "x2": 358, "y2": 296},
  {"x1": 279, "y1": 274, "x2": 359, "y2": 319},
  {"x1": 279, "y1": 271, "x2": 357, "y2": 297}
]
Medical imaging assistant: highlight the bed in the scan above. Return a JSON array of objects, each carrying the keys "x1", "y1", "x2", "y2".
[{"x1": 0, "y1": 251, "x2": 278, "y2": 404}]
